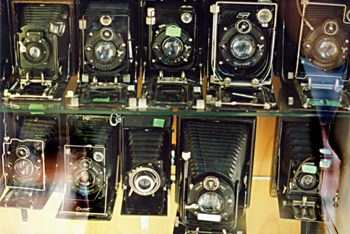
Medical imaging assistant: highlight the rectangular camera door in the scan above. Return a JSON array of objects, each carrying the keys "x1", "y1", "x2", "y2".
[{"x1": 58, "y1": 115, "x2": 119, "y2": 220}]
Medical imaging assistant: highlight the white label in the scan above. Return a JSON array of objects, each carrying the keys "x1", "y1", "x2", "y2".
[
  {"x1": 141, "y1": 216, "x2": 149, "y2": 232},
  {"x1": 197, "y1": 213, "x2": 221, "y2": 222}
]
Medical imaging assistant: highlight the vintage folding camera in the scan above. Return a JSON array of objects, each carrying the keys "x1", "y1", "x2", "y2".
[
  {"x1": 280, "y1": 0, "x2": 350, "y2": 110},
  {"x1": 0, "y1": 113, "x2": 61, "y2": 209},
  {"x1": 207, "y1": 0, "x2": 278, "y2": 110},
  {"x1": 273, "y1": 119, "x2": 326, "y2": 222},
  {"x1": 76, "y1": 0, "x2": 138, "y2": 106},
  {"x1": 58, "y1": 115, "x2": 119, "y2": 220},
  {"x1": 121, "y1": 115, "x2": 172, "y2": 215},
  {"x1": 176, "y1": 117, "x2": 255, "y2": 233},
  {"x1": 141, "y1": 0, "x2": 205, "y2": 106},
  {"x1": 2, "y1": 0, "x2": 75, "y2": 101},
  {"x1": 0, "y1": 0, "x2": 11, "y2": 93}
]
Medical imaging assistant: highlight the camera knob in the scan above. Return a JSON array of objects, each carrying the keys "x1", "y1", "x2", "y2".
[{"x1": 146, "y1": 8, "x2": 156, "y2": 26}]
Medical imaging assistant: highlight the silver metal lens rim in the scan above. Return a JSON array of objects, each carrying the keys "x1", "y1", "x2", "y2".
[
  {"x1": 15, "y1": 145, "x2": 30, "y2": 158},
  {"x1": 236, "y1": 19, "x2": 252, "y2": 34},
  {"x1": 322, "y1": 20, "x2": 339, "y2": 36},
  {"x1": 100, "y1": 28, "x2": 114, "y2": 41},
  {"x1": 203, "y1": 175, "x2": 220, "y2": 191},
  {"x1": 93, "y1": 151, "x2": 104, "y2": 162},
  {"x1": 100, "y1": 15, "x2": 112, "y2": 26},
  {"x1": 129, "y1": 166, "x2": 161, "y2": 196},
  {"x1": 257, "y1": 8, "x2": 273, "y2": 24},
  {"x1": 181, "y1": 12, "x2": 193, "y2": 24}
]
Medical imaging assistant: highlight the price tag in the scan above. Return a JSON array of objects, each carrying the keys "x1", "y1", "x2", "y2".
[{"x1": 165, "y1": 25, "x2": 181, "y2": 37}]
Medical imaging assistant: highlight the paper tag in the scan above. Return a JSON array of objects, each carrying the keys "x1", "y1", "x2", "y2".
[
  {"x1": 165, "y1": 25, "x2": 182, "y2": 37},
  {"x1": 29, "y1": 104, "x2": 45, "y2": 115},
  {"x1": 141, "y1": 216, "x2": 148, "y2": 232},
  {"x1": 153, "y1": 118, "x2": 165, "y2": 128},
  {"x1": 197, "y1": 213, "x2": 221, "y2": 222},
  {"x1": 302, "y1": 164, "x2": 317, "y2": 174}
]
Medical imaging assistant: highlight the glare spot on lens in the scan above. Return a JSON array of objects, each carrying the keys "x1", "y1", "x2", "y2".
[
  {"x1": 198, "y1": 192, "x2": 224, "y2": 214},
  {"x1": 316, "y1": 37, "x2": 338, "y2": 60},
  {"x1": 28, "y1": 46, "x2": 42, "y2": 59},
  {"x1": 95, "y1": 41, "x2": 116, "y2": 62},
  {"x1": 162, "y1": 37, "x2": 184, "y2": 59},
  {"x1": 230, "y1": 35, "x2": 256, "y2": 60},
  {"x1": 77, "y1": 170, "x2": 94, "y2": 186}
]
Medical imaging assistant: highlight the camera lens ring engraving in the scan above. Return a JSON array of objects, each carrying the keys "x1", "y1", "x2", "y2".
[
  {"x1": 323, "y1": 20, "x2": 339, "y2": 36},
  {"x1": 198, "y1": 192, "x2": 224, "y2": 214},
  {"x1": 230, "y1": 34, "x2": 256, "y2": 60},
  {"x1": 16, "y1": 145, "x2": 30, "y2": 158},
  {"x1": 296, "y1": 172, "x2": 318, "y2": 191},
  {"x1": 100, "y1": 15, "x2": 112, "y2": 26},
  {"x1": 128, "y1": 166, "x2": 161, "y2": 196},
  {"x1": 257, "y1": 9, "x2": 273, "y2": 24},
  {"x1": 236, "y1": 19, "x2": 252, "y2": 34},
  {"x1": 162, "y1": 37, "x2": 184, "y2": 59}
]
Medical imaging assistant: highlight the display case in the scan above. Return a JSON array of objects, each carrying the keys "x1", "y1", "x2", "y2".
[{"x1": 0, "y1": 0, "x2": 349, "y2": 234}]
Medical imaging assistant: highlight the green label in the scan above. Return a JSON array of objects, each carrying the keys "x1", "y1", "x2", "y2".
[
  {"x1": 93, "y1": 97, "x2": 110, "y2": 103},
  {"x1": 165, "y1": 25, "x2": 182, "y2": 37},
  {"x1": 308, "y1": 100, "x2": 324, "y2": 106},
  {"x1": 325, "y1": 100, "x2": 341, "y2": 107},
  {"x1": 153, "y1": 118, "x2": 165, "y2": 128},
  {"x1": 301, "y1": 165, "x2": 317, "y2": 174},
  {"x1": 29, "y1": 104, "x2": 45, "y2": 115}
]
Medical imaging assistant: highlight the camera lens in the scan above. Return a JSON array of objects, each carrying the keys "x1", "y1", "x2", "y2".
[
  {"x1": 135, "y1": 175, "x2": 155, "y2": 192},
  {"x1": 76, "y1": 170, "x2": 94, "y2": 187},
  {"x1": 315, "y1": 37, "x2": 339, "y2": 60},
  {"x1": 297, "y1": 173, "x2": 318, "y2": 190},
  {"x1": 162, "y1": 37, "x2": 184, "y2": 59},
  {"x1": 94, "y1": 41, "x2": 117, "y2": 62},
  {"x1": 230, "y1": 34, "x2": 256, "y2": 60},
  {"x1": 16, "y1": 145, "x2": 30, "y2": 158},
  {"x1": 28, "y1": 46, "x2": 42, "y2": 59},
  {"x1": 14, "y1": 158, "x2": 34, "y2": 176},
  {"x1": 198, "y1": 192, "x2": 224, "y2": 214}
]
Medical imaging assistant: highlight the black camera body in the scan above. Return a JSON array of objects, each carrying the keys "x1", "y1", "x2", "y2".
[
  {"x1": 280, "y1": 0, "x2": 350, "y2": 110},
  {"x1": 176, "y1": 117, "x2": 255, "y2": 233},
  {"x1": 207, "y1": 0, "x2": 277, "y2": 110},
  {"x1": 78, "y1": 1, "x2": 138, "y2": 105},
  {"x1": 0, "y1": 0, "x2": 11, "y2": 92},
  {"x1": 0, "y1": 113, "x2": 61, "y2": 209},
  {"x1": 58, "y1": 115, "x2": 119, "y2": 220},
  {"x1": 274, "y1": 118, "x2": 324, "y2": 221},
  {"x1": 121, "y1": 115, "x2": 172, "y2": 215},
  {"x1": 3, "y1": 1, "x2": 75, "y2": 101},
  {"x1": 142, "y1": 0, "x2": 205, "y2": 106}
]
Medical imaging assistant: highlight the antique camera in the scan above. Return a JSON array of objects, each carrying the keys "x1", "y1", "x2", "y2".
[
  {"x1": 121, "y1": 115, "x2": 172, "y2": 215},
  {"x1": 281, "y1": 0, "x2": 350, "y2": 110},
  {"x1": 207, "y1": 0, "x2": 277, "y2": 109},
  {"x1": 58, "y1": 115, "x2": 119, "y2": 220},
  {"x1": 177, "y1": 117, "x2": 255, "y2": 233},
  {"x1": 141, "y1": 0, "x2": 205, "y2": 106},
  {"x1": 274, "y1": 119, "x2": 325, "y2": 221},
  {"x1": 3, "y1": 1, "x2": 74, "y2": 101},
  {"x1": 0, "y1": 113, "x2": 60, "y2": 209},
  {"x1": 77, "y1": 1, "x2": 138, "y2": 105},
  {"x1": 1, "y1": 0, "x2": 11, "y2": 91}
]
